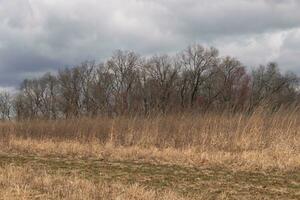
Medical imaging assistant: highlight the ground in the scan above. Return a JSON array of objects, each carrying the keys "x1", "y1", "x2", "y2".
[{"x1": 0, "y1": 152, "x2": 299, "y2": 200}]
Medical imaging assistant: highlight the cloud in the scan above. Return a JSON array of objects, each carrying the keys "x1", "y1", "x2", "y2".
[
  {"x1": 276, "y1": 28, "x2": 300, "y2": 73},
  {"x1": 0, "y1": 0, "x2": 300, "y2": 88}
]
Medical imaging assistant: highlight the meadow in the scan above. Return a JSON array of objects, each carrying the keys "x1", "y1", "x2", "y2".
[{"x1": 0, "y1": 109, "x2": 299, "y2": 199}]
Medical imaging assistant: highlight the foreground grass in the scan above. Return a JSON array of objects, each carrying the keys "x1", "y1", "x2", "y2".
[
  {"x1": 0, "y1": 152, "x2": 299, "y2": 200},
  {"x1": 0, "y1": 111, "x2": 299, "y2": 199},
  {"x1": 0, "y1": 164, "x2": 184, "y2": 200},
  {"x1": 3, "y1": 137, "x2": 300, "y2": 171}
]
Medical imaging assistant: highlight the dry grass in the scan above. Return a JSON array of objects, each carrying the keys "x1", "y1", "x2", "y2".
[
  {"x1": 0, "y1": 152, "x2": 298, "y2": 199},
  {"x1": 2, "y1": 137, "x2": 299, "y2": 171},
  {"x1": 0, "y1": 164, "x2": 188, "y2": 200},
  {"x1": 0, "y1": 109, "x2": 299, "y2": 171},
  {"x1": 0, "y1": 110, "x2": 299, "y2": 199}
]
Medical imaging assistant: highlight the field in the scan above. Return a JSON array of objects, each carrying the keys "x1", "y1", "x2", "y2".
[{"x1": 0, "y1": 110, "x2": 299, "y2": 199}]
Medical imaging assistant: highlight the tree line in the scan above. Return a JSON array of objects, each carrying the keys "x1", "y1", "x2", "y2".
[{"x1": 0, "y1": 44, "x2": 299, "y2": 120}]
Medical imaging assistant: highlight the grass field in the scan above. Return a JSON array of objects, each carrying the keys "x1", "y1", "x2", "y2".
[
  {"x1": 0, "y1": 152, "x2": 299, "y2": 200},
  {"x1": 0, "y1": 110, "x2": 299, "y2": 199}
]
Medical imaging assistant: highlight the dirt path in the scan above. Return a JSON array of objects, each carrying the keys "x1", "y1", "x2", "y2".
[{"x1": 0, "y1": 153, "x2": 299, "y2": 199}]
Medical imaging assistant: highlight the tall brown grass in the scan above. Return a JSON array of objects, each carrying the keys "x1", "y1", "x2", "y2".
[{"x1": 0, "y1": 108, "x2": 299, "y2": 170}]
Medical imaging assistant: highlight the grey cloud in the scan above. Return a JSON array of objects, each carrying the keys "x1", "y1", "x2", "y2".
[
  {"x1": 276, "y1": 29, "x2": 300, "y2": 74},
  {"x1": 0, "y1": 46, "x2": 63, "y2": 86},
  {"x1": 0, "y1": 0, "x2": 300, "y2": 89},
  {"x1": 141, "y1": 0, "x2": 300, "y2": 39}
]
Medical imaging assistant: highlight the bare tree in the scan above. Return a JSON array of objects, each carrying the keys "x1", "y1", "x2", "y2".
[
  {"x1": 179, "y1": 44, "x2": 219, "y2": 108},
  {"x1": 38, "y1": 73, "x2": 60, "y2": 119},
  {"x1": 0, "y1": 92, "x2": 12, "y2": 120},
  {"x1": 211, "y1": 57, "x2": 250, "y2": 110},
  {"x1": 58, "y1": 67, "x2": 83, "y2": 118},
  {"x1": 89, "y1": 63, "x2": 115, "y2": 116},
  {"x1": 106, "y1": 50, "x2": 141, "y2": 114},
  {"x1": 250, "y1": 62, "x2": 299, "y2": 109},
  {"x1": 6, "y1": 44, "x2": 300, "y2": 120},
  {"x1": 145, "y1": 55, "x2": 179, "y2": 112}
]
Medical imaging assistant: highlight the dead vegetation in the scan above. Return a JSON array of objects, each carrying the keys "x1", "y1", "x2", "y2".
[
  {"x1": 0, "y1": 109, "x2": 299, "y2": 171},
  {"x1": 0, "y1": 164, "x2": 188, "y2": 200},
  {"x1": 0, "y1": 109, "x2": 299, "y2": 199},
  {"x1": 0, "y1": 152, "x2": 299, "y2": 200}
]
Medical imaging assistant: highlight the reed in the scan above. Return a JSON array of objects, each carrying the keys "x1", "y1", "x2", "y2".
[{"x1": 0, "y1": 109, "x2": 299, "y2": 170}]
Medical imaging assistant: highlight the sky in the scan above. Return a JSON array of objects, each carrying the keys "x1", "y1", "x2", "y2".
[{"x1": 0, "y1": 0, "x2": 300, "y2": 90}]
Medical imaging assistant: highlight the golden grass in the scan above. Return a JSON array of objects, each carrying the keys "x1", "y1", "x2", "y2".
[
  {"x1": 0, "y1": 110, "x2": 299, "y2": 199},
  {"x1": 0, "y1": 152, "x2": 299, "y2": 200},
  {"x1": 0, "y1": 164, "x2": 188, "y2": 200},
  {"x1": 0, "y1": 109, "x2": 299, "y2": 171},
  {"x1": 3, "y1": 137, "x2": 299, "y2": 171}
]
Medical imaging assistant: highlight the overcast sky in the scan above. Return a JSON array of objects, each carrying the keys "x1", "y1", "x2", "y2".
[{"x1": 0, "y1": 0, "x2": 300, "y2": 90}]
